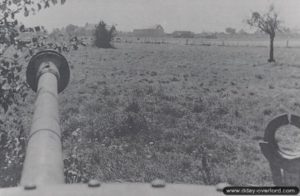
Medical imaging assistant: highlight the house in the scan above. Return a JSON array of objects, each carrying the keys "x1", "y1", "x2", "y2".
[
  {"x1": 197, "y1": 32, "x2": 218, "y2": 39},
  {"x1": 172, "y1": 31, "x2": 195, "y2": 38},
  {"x1": 133, "y1": 25, "x2": 165, "y2": 37}
]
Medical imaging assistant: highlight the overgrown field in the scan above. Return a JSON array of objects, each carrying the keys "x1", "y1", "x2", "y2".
[{"x1": 2, "y1": 42, "x2": 300, "y2": 187}]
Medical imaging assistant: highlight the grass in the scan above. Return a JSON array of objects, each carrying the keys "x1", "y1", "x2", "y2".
[{"x1": 2, "y1": 41, "x2": 300, "y2": 187}]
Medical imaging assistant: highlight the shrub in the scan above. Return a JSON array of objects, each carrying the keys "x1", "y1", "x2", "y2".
[{"x1": 94, "y1": 21, "x2": 116, "y2": 48}]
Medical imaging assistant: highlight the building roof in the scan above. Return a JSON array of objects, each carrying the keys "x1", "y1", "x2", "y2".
[{"x1": 134, "y1": 24, "x2": 164, "y2": 31}]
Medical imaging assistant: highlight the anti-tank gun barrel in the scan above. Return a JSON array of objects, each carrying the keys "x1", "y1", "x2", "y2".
[
  {"x1": 21, "y1": 50, "x2": 70, "y2": 185},
  {"x1": 0, "y1": 50, "x2": 225, "y2": 196}
]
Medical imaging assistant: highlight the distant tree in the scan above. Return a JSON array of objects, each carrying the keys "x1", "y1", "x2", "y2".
[
  {"x1": 247, "y1": 5, "x2": 282, "y2": 62},
  {"x1": 65, "y1": 24, "x2": 78, "y2": 36},
  {"x1": 238, "y1": 29, "x2": 248, "y2": 35},
  {"x1": 282, "y1": 27, "x2": 291, "y2": 34},
  {"x1": 94, "y1": 21, "x2": 116, "y2": 48},
  {"x1": 225, "y1": 27, "x2": 236, "y2": 35}
]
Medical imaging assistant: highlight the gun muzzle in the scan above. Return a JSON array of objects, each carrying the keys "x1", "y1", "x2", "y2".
[{"x1": 21, "y1": 50, "x2": 70, "y2": 186}]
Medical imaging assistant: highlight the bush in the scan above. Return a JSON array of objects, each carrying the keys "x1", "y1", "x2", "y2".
[{"x1": 94, "y1": 21, "x2": 116, "y2": 48}]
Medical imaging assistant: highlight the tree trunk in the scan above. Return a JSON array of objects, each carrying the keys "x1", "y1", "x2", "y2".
[{"x1": 268, "y1": 35, "x2": 275, "y2": 62}]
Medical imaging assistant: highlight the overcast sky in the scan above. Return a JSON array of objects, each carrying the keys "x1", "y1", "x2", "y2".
[{"x1": 17, "y1": 0, "x2": 300, "y2": 33}]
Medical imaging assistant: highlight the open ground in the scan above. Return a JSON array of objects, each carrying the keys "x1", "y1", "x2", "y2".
[{"x1": 4, "y1": 41, "x2": 300, "y2": 186}]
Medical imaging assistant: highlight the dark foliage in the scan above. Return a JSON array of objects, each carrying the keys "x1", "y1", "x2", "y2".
[{"x1": 94, "y1": 21, "x2": 116, "y2": 48}]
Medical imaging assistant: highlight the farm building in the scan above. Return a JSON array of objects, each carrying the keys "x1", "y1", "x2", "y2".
[
  {"x1": 133, "y1": 25, "x2": 165, "y2": 37},
  {"x1": 172, "y1": 31, "x2": 195, "y2": 38}
]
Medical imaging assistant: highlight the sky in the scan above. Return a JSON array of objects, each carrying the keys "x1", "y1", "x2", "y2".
[{"x1": 17, "y1": 0, "x2": 300, "y2": 33}]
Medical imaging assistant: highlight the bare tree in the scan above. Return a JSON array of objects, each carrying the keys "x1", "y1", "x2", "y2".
[{"x1": 247, "y1": 5, "x2": 282, "y2": 62}]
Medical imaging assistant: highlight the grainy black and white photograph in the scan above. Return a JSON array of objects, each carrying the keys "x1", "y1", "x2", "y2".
[{"x1": 0, "y1": 0, "x2": 300, "y2": 195}]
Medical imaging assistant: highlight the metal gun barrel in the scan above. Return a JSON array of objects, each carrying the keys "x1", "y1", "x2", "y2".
[
  {"x1": 20, "y1": 50, "x2": 70, "y2": 186},
  {"x1": 0, "y1": 50, "x2": 228, "y2": 196}
]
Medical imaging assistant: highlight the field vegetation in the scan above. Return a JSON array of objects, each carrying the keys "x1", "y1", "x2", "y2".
[{"x1": 3, "y1": 39, "x2": 300, "y2": 187}]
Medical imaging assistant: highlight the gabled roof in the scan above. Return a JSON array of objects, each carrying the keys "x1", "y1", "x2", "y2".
[{"x1": 134, "y1": 24, "x2": 164, "y2": 31}]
